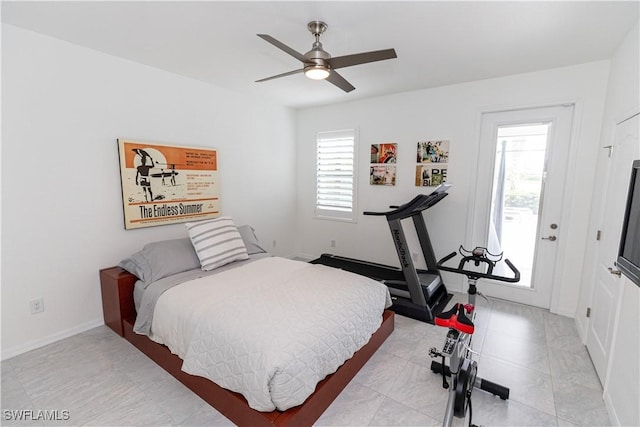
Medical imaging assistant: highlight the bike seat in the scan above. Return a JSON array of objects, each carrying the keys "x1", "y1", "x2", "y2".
[{"x1": 435, "y1": 303, "x2": 475, "y2": 334}]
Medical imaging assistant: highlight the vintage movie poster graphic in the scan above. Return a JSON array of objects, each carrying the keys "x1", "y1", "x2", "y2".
[
  {"x1": 415, "y1": 165, "x2": 448, "y2": 187},
  {"x1": 371, "y1": 165, "x2": 397, "y2": 186},
  {"x1": 371, "y1": 143, "x2": 397, "y2": 186},
  {"x1": 371, "y1": 143, "x2": 397, "y2": 164},
  {"x1": 417, "y1": 140, "x2": 449, "y2": 163},
  {"x1": 117, "y1": 139, "x2": 220, "y2": 229},
  {"x1": 416, "y1": 140, "x2": 449, "y2": 187}
]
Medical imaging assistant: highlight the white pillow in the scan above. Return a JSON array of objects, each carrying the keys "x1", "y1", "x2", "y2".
[{"x1": 185, "y1": 217, "x2": 249, "y2": 271}]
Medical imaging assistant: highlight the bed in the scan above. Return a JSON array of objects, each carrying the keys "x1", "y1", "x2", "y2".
[{"x1": 100, "y1": 221, "x2": 395, "y2": 426}]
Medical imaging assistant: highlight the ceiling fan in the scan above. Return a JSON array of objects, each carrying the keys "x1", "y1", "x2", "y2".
[{"x1": 256, "y1": 21, "x2": 397, "y2": 93}]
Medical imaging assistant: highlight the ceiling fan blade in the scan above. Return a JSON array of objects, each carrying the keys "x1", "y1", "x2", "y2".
[
  {"x1": 326, "y1": 70, "x2": 355, "y2": 93},
  {"x1": 255, "y1": 69, "x2": 304, "y2": 83},
  {"x1": 328, "y1": 48, "x2": 397, "y2": 70},
  {"x1": 257, "y1": 34, "x2": 307, "y2": 63}
]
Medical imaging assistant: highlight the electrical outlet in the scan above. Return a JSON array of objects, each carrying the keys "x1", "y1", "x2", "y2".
[
  {"x1": 30, "y1": 298, "x2": 44, "y2": 315},
  {"x1": 272, "y1": 240, "x2": 277, "y2": 248},
  {"x1": 331, "y1": 240, "x2": 336, "y2": 248}
]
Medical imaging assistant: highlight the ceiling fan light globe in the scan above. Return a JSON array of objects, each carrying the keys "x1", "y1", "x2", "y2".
[{"x1": 305, "y1": 67, "x2": 330, "y2": 80}]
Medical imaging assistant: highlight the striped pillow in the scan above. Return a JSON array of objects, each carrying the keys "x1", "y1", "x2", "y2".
[{"x1": 185, "y1": 217, "x2": 249, "y2": 271}]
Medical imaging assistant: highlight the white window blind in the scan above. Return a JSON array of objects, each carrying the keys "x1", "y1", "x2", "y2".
[{"x1": 315, "y1": 129, "x2": 357, "y2": 221}]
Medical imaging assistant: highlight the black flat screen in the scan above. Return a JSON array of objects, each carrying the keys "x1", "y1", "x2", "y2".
[{"x1": 617, "y1": 160, "x2": 640, "y2": 287}]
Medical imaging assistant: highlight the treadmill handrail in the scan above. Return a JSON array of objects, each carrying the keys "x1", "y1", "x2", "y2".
[
  {"x1": 363, "y1": 194, "x2": 424, "y2": 216},
  {"x1": 363, "y1": 190, "x2": 449, "y2": 218}
]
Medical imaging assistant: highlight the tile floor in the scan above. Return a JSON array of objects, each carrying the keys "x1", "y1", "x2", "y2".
[{"x1": 1, "y1": 293, "x2": 611, "y2": 426}]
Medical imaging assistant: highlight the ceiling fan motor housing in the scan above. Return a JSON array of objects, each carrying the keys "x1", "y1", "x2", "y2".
[{"x1": 305, "y1": 43, "x2": 330, "y2": 66}]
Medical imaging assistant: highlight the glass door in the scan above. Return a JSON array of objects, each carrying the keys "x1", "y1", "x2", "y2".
[
  {"x1": 490, "y1": 124, "x2": 550, "y2": 288},
  {"x1": 470, "y1": 105, "x2": 574, "y2": 308}
]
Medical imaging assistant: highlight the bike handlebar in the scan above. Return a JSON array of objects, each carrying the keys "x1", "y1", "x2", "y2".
[{"x1": 437, "y1": 251, "x2": 521, "y2": 283}]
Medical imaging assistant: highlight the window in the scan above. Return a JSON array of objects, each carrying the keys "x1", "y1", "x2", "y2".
[{"x1": 315, "y1": 129, "x2": 358, "y2": 222}]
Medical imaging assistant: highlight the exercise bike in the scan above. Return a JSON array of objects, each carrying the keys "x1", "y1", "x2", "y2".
[{"x1": 429, "y1": 246, "x2": 520, "y2": 427}]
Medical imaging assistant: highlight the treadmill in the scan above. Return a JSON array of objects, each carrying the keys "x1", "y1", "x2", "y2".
[{"x1": 311, "y1": 184, "x2": 452, "y2": 323}]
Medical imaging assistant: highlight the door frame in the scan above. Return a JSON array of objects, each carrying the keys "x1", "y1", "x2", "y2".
[{"x1": 465, "y1": 101, "x2": 581, "y2": 313}]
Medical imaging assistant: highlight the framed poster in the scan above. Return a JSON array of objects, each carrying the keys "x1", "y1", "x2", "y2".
[
  {"x1": 416, "y1": 140, "x2": 449, "y2": 187},
  {"x1": 371, "y1": 143, "x2": 397, "y2": 186},
  {"x1": 415, "y1": 164, "x2": 447, "y2": 186},
  {"x1": 371, "y1": 143, "x2": 397, "y2": 164},
  {"x1": 417, "y1": 140, "x2": 449, "y2": 163},
  {"x1": 370, "y1": 165, "x2": 397, "y2": 186},
  {"x1": 117, "y1": 139, "x2": 220, "y2": 229}
]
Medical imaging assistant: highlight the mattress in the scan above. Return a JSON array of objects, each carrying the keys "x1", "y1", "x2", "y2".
[
  {"x1": 147, "y1": 256, "x2": 392, "y2": 412},
  {"x1": 133, "y1": 253, "x2": 270, "y2": 333}
]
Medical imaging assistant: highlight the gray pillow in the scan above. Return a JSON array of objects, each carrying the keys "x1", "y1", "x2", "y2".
[
  {"x1": 237, "y1": 225, "x2": 267, "y2": 255},
  {"x1": 118, "y1": 238, "x2": 201, "y2": 282}
]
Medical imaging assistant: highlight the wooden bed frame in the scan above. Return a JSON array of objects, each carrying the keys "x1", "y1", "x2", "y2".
[{"x1": 99, "y1": 266, "x2": 395, "y2": 427}]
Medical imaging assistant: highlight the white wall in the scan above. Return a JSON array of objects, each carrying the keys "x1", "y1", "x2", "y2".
[
  {"x1": 295, "y1": 61, "x2": 610, "y2": 315},
  {"x1": 1, "y1": 25, "x2": 297, "y2": 359}
]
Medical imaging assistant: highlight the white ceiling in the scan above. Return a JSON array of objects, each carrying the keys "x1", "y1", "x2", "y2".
[{"x1": 2, "y1": 1, "x2": 638, "y2": 109}]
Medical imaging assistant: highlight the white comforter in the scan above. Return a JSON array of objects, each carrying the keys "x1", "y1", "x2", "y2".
[{"x1": 149, "y1": 257, "x2": 391, "y2": 412}]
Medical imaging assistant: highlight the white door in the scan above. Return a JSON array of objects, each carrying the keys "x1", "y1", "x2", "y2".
[
  {"x1": 587, "y1": 112, "x2": 640, "y2": 380},
  {"x1": 469, "y1": 105, "x2": 574, "y2": 308}
]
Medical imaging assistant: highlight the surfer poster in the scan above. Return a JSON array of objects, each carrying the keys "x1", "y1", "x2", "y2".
[{"x1": 117, "y1": 139, "x2": 220, "y2": 229}]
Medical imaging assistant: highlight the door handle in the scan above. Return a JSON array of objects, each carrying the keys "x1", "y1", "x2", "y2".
[
  {"x1": 608, "y1": 267, "x2": 622, "y2": 277},
  {"x1": 541, "y1": 235, "x2": 557, "y2": 241}
]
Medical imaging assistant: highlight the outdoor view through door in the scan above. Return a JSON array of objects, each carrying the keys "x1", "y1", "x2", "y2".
[{"x1": 490, "y1": 123, "x2": 550, "y2": 288}]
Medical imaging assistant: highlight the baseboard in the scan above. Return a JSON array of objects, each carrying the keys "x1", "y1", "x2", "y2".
[
  {"x1": 551, "y1": 305, "x2": 576, "y2": 318},
  {"x1": 574, "y1": 314, "x2": 588, "y2": 343},
  {"x1": 1, "y1": 318, "x2": 104, "y2": 361},
  {"x1": 603, "y1": 390, "x2": 620, "y2": 426}
]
